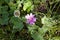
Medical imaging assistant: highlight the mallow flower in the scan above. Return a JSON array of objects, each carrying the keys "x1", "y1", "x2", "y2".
[
  {"x1": 14, "y1": 10, "x2": 20, "y2": 17},
  {"x1": 25, "y1": 13, "x2": 36, "y2": 25}
]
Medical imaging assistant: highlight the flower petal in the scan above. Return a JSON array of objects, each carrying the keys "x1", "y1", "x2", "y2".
[{"x1": 25, "y1": 14, "x2": 30, "y2": 19}]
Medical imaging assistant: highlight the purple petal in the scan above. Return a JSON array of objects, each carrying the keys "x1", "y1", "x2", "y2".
[
  {"x1": 33, "y1": 18, "x2": 36, "y2": 22},
  {"x1": 29, "y1": 21, "x2": 35, "y2": 25},
  {"x1": 25, "y1": 14, "x2": 30, "y2": 19},
  {"x1": 30, "y1": 13, "x2": 35, "y2": 18},
  {"x1": 26, "y1": 20, "x2": 29, "y2": 23}
]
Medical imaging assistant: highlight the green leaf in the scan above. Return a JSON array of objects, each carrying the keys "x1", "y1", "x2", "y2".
[
  {"x1": 4, "y1": 0, "x2": 10, "y2": 3},
  {"x1": 41, "y1": 16, "x2": 56, "y2": 26},
  {"x1": 0, "y1": 6, "x2": 9, "y2": 25},
  {"x1": 10, "y1": 16, "x2": 24, "y2": 31},
  {"x1": 23, "y1": 1, "x2": 33, "y2": 11},
  {"x1": 8, "y1": 2, "x2": 17, "y2": 10},
  {"x1": 31, "y1": 32, "x2": 44, "y2": 40},
  {"x1": 28, "y1": 25, "x2": 44, "y2": 40},
  {"x1": 49, "y1": 37, "x2": 60, "y2": 40}
]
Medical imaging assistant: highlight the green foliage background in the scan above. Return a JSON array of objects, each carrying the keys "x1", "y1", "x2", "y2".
[{"x1": 0, "y1": 0, "x2": 60, "y2": 40}]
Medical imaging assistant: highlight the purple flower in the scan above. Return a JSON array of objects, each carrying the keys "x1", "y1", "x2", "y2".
[{"x1": 25, "y1": 13, "x2": 36, "y2": 25}]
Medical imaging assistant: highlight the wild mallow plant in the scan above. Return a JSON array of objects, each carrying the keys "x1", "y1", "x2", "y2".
[{"x1": 0, "y1": 0, "x2": 60, "y2": 40}]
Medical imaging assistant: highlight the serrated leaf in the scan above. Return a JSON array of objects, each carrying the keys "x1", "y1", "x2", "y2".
[
  {"x1": 23, "y1": 1, "x2": 33, "y2": 11},
  {"x1": 31, "y1": 32, "x2": 44, "y2": 40},
  {"x1": 10, "y1": 16, "x2": 24, "y2": 31}
]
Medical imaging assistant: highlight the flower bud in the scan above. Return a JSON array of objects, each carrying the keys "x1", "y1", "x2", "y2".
[{"x1": 14, "y1": 10, "x2": 20, "y2": 17}]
